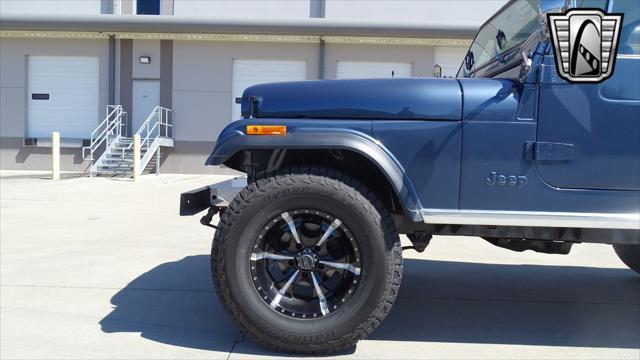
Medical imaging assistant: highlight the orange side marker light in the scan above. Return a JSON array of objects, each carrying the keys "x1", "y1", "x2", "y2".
[{"x1": 246, "y1": 125, "x2": 287, "y2": 135}]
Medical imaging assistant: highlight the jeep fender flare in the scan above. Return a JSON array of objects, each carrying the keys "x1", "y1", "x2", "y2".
[{"x1": 206, "y1": 127, "x2": 424, "y2": 222}]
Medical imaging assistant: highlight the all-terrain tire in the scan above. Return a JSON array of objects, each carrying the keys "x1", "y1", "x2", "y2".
[
  {"x1": 211, "y1": 167, "x2": 403, "y2": 354},
  {"x1": 613, "y1": 243, "x2": 640, "y2": 274}
]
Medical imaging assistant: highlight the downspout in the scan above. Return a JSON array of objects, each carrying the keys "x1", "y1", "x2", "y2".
[
  {"x1": 108, "y1": 34, "x2": 116, "y2": 104},
  {"x1": 318, "y1": 37, "x2": 326, "y2": 80},
  {"x1": 311, "y1": 0, "x2": 326, "y2": 79}
]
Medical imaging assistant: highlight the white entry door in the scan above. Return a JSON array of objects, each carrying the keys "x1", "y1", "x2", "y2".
[
  {"x1": 336, "y1": 61, "x2": 413, "y2": 79},
  {"x1": 132, "y1": 80, "x2": 160, "y2": 132},
  {"x1": 231, "y1": 59, "x2": 307, "y2": 121},
  {"x1": 27, "y1": 56, "x2": 99, "y2": 139}
]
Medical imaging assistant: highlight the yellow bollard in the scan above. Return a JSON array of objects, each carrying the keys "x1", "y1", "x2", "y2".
[
  {"x1": 132, "y1": 134, "x2": 140, "y2": 181},
  {"x1": 51, "y1": 132, "x2": 60, "y2": 180}
]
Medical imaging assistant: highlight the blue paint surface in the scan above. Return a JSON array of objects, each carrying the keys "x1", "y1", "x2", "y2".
[
  {"x1": 373, "y1": 121, "x2": 461, "y2": 210},
  {"x1": 241, "y1": 78, "x2": 462, "y2": 121},
  {"x1": 537, "y1": 56, "x2": 640, "y2": 191},
  {"x1": 208, "y1": 4, "x2": 640, "y2": 220}
]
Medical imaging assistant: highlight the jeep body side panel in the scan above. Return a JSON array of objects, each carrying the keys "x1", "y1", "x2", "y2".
[
  {"x1": 372, "y1": 121, "x2": 462, "y2": 209},
  {"x1": 240, "y1": 78, "x2": 462, "y2": 121},
  {"x1": 458, "y1": 78, "x2": 538, "y2": 210},
  {"x1": 206, "y1": 119, "x2": 424, "y2": 222},
  {"x1": 536, "y1": 55, "x2": 640, "y2": 191},
  {"x1": 457, "y1": 78, "x2": 640, "y2": 215}
]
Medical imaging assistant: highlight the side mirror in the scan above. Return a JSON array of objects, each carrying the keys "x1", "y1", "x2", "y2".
[
  {"x1": 519, "y1": 29, "x2": 544, "y2": 82},
  {"x1": 432, "y1": 64, "x2": 442, "y2": 78},
  {"x1": 496, "y1": 29, "x2": 507, "y2": 51},
  {"x1": 464, "y1": 51, "x2": 475, "y2": 71}
]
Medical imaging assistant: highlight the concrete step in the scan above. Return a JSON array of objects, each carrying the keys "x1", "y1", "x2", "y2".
[
  {"x1": 93, "y1": 170, "x2": 132, "y2": 176},
  {"x1": 106, "y1": 155, "x2": 132, "y2": 160},
  {"x1": 106, "y1": 149, "x2": 151, "y2": 156},
  {"x1": 99, "y1": 161, "x2": 134, "y2": 166},
  {"x1": 93, "y1": 136, "x2": 160, "y2": 176},
  {"x1": 104, "y1": 155, "x2": 155, "y2": 162},
  {"x1": 102, "y1": 158, "x2": 133, "y2": 164},
  {"x1": 112, "y1": 145, "x2": 148, "y2": 150},
  {"x1": 99, "y1": 166, "x2": 132, "y2": 171},
  {"x1": 106, "y1": 151, "x2": 131, "y2": 156},
  {"x1": 98, "y1": 166, "x2": 133, "y2": 171}
]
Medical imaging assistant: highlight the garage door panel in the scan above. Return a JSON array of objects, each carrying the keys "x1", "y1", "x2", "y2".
[
  {"x1": 27, "y1": 56, "x2": 99, "y2": 139},
  {"x1": 434, "y1": 47, "x2": 467, "y2": 77},
  {"x1": 336, "y1": 61, "x2": 413, "y2": 79},
  {"x1": 232, "y1": 59, "x2": 307, "y2": 121}
]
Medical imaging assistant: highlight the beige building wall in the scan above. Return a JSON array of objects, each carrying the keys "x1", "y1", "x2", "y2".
[
  {"x1": 324, "y1": 0, "x2": 506, "y2": 27},
  {"x1": 324, "y1": 43, "x2": 436, "y2": 79},
  {"x1": 162, "y1": 40, "x2": 442, "y2": 174},
  {"x1": 165, "y1": 40, "x2": 319, "y2": 174},
  {"x1": 0, "y1": 36, "x2": 463, "y2": 174},
  {"x1": 132, "y1": 40, "x2": 162, "y2": 79},
  {"x1": 0, "y1": 37, "x2": 109, "y2": 171},
  {"x1": 172, "y1": 0, "x2": 310, "y2": 18}
]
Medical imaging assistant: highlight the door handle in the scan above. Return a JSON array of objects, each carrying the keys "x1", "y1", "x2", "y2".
[{"x1": 525, "y1": 141, "x2": 575, "y2": 161}]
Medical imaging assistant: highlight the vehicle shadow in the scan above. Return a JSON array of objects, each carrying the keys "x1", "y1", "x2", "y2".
[
  {"x1": 99, "y1": 255, "x2": 640, "y2": 355},
  {"x1": 371, "y1": 257, "x2": 640, "y2": 349}
]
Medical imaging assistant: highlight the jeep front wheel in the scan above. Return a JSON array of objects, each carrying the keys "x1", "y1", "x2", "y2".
[
  {"x1": 613, "y1": 243, "x2": 640, "y2": 274},
  {"x1": 211, "y1": 168, "x2": 402, "y2": 354}
]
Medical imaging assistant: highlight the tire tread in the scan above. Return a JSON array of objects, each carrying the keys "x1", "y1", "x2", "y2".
[{"x1": 211, "y1": 167, "x2": 402, "y2": 354}]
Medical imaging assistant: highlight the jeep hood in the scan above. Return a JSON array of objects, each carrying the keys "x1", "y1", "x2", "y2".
[{"x1": 239, "y1": 78, "x2": 462, "y2": 121}]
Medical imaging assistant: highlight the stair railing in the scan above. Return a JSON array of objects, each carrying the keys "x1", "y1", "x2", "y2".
[
  {"x1": 127, "y1": 106, "x2": 173, "y2": 177},
  {"x1": 82, "y1": 105, "x2": 127, "y2": 174}
]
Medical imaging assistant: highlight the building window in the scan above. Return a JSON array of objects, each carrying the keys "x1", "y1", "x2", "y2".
[{"x1": 137, "y1": 0, "x2": 160, "y2": 15}]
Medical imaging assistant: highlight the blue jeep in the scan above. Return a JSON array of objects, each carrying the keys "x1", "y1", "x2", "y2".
[{"x1": 180, "y1": 0, "x2": 639, "y2": 354}]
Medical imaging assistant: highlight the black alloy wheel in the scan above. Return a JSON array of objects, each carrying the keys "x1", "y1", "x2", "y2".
[
  {"x1": 250, "y1": 209, "x2": 361, "y2": 318},
  {"x1": 211, "y1": 168, "x2": 403, "y2": 354}
]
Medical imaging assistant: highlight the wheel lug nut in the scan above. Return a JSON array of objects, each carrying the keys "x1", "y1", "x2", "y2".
[
  {"x1": 288, "y1": 260, "x2": 295, "y2": 266},
  {"x1": 301, "y1": 272, "x2": 308, "y2": 278},
  {"x1": 314, "y1": 246, "x2": 321, "y2": 251},
  {"x1": 318, "y1": 264, "x2": 324, "y2": 270},
  {"x1": 296, "y1": 244, "x2": 303, "y2": 250}
]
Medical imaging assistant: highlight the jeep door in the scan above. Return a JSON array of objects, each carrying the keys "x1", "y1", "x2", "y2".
[{"x1": 535, "y1": 0, "x2": 640, "y2": 191}]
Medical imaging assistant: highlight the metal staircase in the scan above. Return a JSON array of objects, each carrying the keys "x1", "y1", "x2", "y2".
[{"x1": 83, "y1": 105, "x2": 173, "y2": 178}]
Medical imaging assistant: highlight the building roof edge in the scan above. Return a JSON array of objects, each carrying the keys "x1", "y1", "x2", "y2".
[{"x1": 0, "y1": 14, "x2": 477, "y2": 39}]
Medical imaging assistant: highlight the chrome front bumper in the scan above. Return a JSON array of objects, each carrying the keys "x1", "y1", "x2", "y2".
[{"x1": 179, "y1": 176, "x2": 247, "y2": 216}]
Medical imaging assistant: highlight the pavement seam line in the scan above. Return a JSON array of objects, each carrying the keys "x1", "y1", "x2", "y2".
[
  {"x1": 2, "y1": 284, "x2": 637, "y2": 306},
  {"x1": 226, "y1": 331, "x2": 245, "y2": 360},
  {"x1": 3, "y1": 306, "x2": 237, "y2": 337},
  {"x1": 1, "y1": 284, "x2": 212, "y2": 293}
]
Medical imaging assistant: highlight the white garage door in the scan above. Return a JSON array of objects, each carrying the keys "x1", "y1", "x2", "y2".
[
  {"x1": 434, "y1": 47, "x2": 467, "y2": 77},
  {"x1": 336, "y1": 61, "x2": 413, "y2": 79},
  {"x1": 232, "y1": 59, "x2": 307, "y2": 121},
  {"x1": 27, "y1": 56, "x2": 99, "y2": 139}
]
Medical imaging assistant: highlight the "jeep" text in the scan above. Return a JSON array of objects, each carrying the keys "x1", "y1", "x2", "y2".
[{"x1": 485, "y1": 172, "x2": 527, "y2": 187}]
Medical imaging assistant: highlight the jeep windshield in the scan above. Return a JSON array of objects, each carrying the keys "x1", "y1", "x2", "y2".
[{"x1": 457, "y1": 0, "x2": 541, "y2": 77}]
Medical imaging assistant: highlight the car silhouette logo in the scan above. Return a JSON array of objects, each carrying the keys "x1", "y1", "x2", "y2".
[{"x1": 548, "y1": 9, "x2": 623, "y2": 83}]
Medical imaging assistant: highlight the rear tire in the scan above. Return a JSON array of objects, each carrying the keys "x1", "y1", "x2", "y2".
[
  {"x1": 613, "y1": 243, "x2": 640, "y2": 274},
  {"x1": 211, "y1": 168, "x2": 403, "y2": 354}
]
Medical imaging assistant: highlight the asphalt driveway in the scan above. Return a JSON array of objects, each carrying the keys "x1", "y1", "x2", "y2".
[{"x1": 1, "y1": 171, "x2": 638, "y2": 359}]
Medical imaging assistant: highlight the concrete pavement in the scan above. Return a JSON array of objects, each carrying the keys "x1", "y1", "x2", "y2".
[{"x1": 1, "y1": 171, "x2": 639, "y2": 359}]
